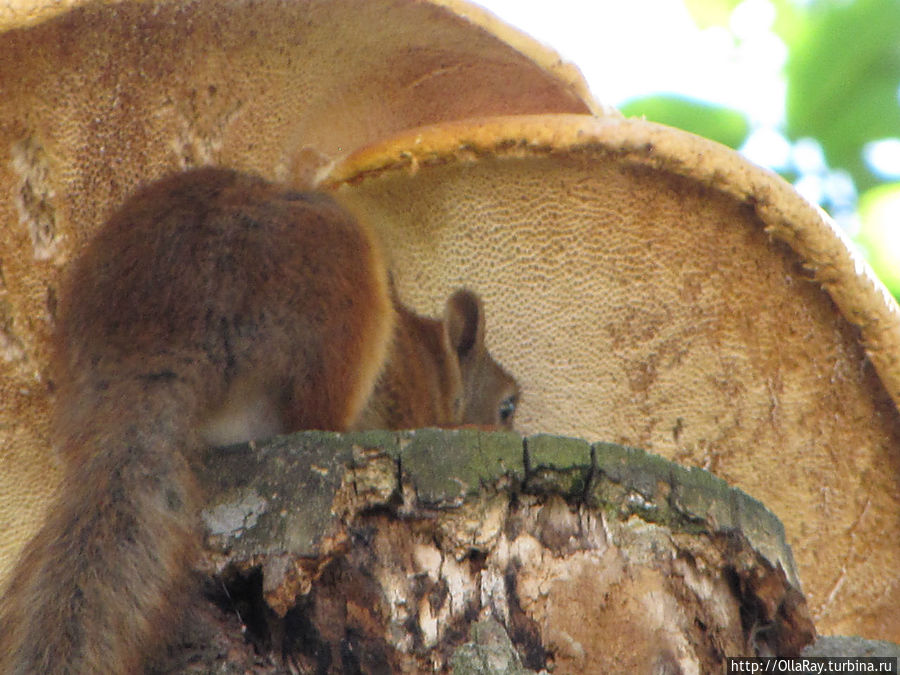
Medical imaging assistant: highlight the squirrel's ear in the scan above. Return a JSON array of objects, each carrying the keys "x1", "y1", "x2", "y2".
[{"x1": 444, "y1": 289, "x2": 485, "y2": 361}]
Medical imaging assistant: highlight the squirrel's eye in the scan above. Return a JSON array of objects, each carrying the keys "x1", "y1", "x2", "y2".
[{"x1": 498, "y1": 395, "x2": 517, "y2": 426}]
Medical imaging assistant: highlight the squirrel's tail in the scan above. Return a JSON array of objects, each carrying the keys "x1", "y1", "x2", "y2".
[{"x1": 0, "y1": 378, "x2": 202, "y2": 674}]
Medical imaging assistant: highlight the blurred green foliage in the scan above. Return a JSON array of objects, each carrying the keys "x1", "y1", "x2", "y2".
[
  {"x1": 625, "y1": 0, "x2": 900, "y2": 299},
  {"x1": 619, "y1": 97, "x2": 751, "y2": 150},
  {"x1": 785, "y1": 0, "x2": 900, "y2": 193},
  {"x1": 857, "y1": 184, "x2": 900, "y2": 296}
]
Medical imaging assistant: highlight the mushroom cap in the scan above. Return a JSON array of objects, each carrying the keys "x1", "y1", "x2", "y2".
[
  {"x1": 325, "y1": 113, "x2": 900, "y2": 639},
  {"x1": 1, "y1": 0, "x2": 897, "y2": 643},
  {"x1": 0, "y1": 0, "x2": 595, "y2": 591}
]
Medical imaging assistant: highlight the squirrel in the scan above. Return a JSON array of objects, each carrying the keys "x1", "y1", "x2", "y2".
[{"x1": 0, "y1": 166, "x2": 519, "y2": 674}]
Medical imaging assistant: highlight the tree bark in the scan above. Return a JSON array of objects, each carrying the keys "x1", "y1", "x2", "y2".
[{"x1": 155, "y1": 429, "x2": 815, "y2": 673}]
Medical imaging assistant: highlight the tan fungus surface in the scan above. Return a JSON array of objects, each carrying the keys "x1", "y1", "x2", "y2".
[
  {"x1": 326, "y1": 114, "x2": 900, "y2": 640},
  {"x1": 0, "y1": 0, "x2": 596, "y2": 589},
  {"x1": 2, "y1": 0, "x2": 897, "y2": 646}
]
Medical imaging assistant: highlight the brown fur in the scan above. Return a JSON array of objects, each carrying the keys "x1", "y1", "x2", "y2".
[{"x1": 0, "y1": 167, "x2": 518, "y2": 674}]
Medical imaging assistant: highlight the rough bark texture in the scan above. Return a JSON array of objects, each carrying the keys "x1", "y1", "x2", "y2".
[{"x1": 152, "y1": 430, "x2": 816, "y2": 674}]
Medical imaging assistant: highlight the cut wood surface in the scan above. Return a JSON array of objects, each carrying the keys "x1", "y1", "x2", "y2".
[{"x1": 163, "y1": 429, "x2": 813, "y2": 674}]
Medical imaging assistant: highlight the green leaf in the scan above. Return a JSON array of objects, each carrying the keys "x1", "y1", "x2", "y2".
[
  {"x1": 683, "y1": 0, "x2": 741, "y2": 28},
  {"x1": 856, "y1": 182, "x2": 900, "y2": 299},
  {"x1": 768, "y1": 0, "x2": 809, "y2": 46},
  {"x1": 785, "y1": 0, "x2": 900, "y2": 192},
  {"x1": 683, "y1": 0, "x2": 805, "y2": 43},
  {"x1": 619, "y1": 95, "x2": 751, "y2": 150}
]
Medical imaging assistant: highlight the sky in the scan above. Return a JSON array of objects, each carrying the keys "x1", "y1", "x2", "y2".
[
  {"x1": 472, "y1": 0, "x2": 900, "y2": 182},
  {"x1": 469, "y1": 0, "x2": 900, "y2": 293},
  {"x1": 472, "y1": 0, "x2": 786, "y2": 120},
  {"x1": 472, "y1": 0, "x2": 789, "y2": 165},
  {"x1": 471, "y1": 0, "x2": 900, "y2": 261}
]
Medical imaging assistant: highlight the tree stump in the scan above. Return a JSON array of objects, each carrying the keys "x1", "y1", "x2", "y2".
[{"x1": 155, "y1": 429, "x2": 815, "y2": 673}]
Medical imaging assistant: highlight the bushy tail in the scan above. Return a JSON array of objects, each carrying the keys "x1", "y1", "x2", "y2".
[{"x1": 0, "y1": 389, "x2": 201, "y2": 674}]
